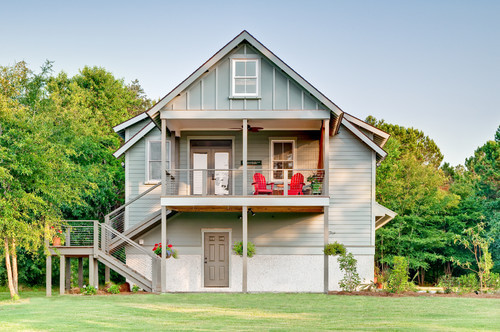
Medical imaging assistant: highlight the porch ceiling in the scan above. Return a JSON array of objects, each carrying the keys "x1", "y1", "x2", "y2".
[
  {"x1": 166, "y1": 206, "x2": 324, "y2": 213},
  {"x1": 166, "y1": 118, "x2": 323, "y2": 132}
]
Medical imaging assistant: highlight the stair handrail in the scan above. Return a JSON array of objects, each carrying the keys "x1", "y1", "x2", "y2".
[
  {"x1": 104, "y1": 182, "x2": 161, "y2": 225},
  {"x1": 99, "y1": 223, "x2": 160, "y2": 261}
]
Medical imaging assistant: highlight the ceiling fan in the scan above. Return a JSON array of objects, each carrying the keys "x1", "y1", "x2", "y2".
[{"x1": 229, "y1": 124, "x2": 264, "y2": 132}]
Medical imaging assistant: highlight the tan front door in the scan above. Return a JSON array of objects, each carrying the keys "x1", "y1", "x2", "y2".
[{"x1": 204, "y1": 232, "x2": 229, "y2": 287}]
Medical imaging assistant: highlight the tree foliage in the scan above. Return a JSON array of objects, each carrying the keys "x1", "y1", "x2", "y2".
[{"x1": 0, "y1": 61, "x2": 151, "y2": 297}]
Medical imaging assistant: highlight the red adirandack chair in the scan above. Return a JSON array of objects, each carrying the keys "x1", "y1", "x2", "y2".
[
  {"x1": 288, "y1": 173, "x2": 305, "y2": 195},
  {"x1": 252, "y1": 173, "x2": 274, "y2": 195}
]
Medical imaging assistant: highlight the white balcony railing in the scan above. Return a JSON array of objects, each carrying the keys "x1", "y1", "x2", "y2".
[{"x1": 164, "y1": 169, "x2": 325, "y2": 196}]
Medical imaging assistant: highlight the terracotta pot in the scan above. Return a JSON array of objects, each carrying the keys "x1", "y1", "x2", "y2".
[
  {"x1": 374, "y1": 276, "x2": 378, "y2": 284},
  {"x1": 377, "y1": 283, "x2": 383, "y2": 289},
  {"x1": 52, "y1": 236, "x2": 61, "y2": 246}
]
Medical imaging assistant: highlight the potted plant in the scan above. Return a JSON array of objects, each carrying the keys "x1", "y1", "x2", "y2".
[
  {"x1": 51, "y1": 226, "x2": 63, "y2": 246},
  {"x1": 307, "y1": 174, "x2": 323, "y2": 195},
  {"x1": 152, "y1": 242, "x2": 178, "y2": 259},
  {"x1": 232, "y1": 241, "x2": 256, "y2": 257}
]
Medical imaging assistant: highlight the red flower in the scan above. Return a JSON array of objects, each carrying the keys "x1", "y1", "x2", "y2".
[
  {"x1": 168, "y1": 244, "x2": 173, "y2": 248},
  {"x1": 57, "y1": 230, "x2": 63, "y2": 233}
]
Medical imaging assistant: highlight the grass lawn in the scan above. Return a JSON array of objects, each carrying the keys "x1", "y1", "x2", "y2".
[{"x1": 0, "y1": 290, "x2": 499, "y2": 331}]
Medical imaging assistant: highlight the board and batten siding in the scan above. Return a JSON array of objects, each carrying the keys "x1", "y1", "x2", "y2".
[
  {"x1": 125, "y1": 125, "x2": 163, "y2": 228},
  {"x1": 162, "y1": 43, "x2": 326, "y2": 111},
  {"x1": 328, "y1": 124, "x2": 374, "y2": 253},
  {"x1": 141, "y1": 212, "x2": 324, "y2": 255}
]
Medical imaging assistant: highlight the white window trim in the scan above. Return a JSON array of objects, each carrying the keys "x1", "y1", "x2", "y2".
[
  {"x1": 230, "y1": 58, "x2": 260, "y2": 98},
  {"x1": 145, "y1": 139, "x2": 170, "y2": 184},
  {"x1": 270, "y1": 138, "x2": 297, "y2": 183}
]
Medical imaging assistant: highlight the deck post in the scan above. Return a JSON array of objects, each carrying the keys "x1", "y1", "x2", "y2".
[
  {"x1": 323, "y1": 119, "x2": 330, "y2": 294},
  {"x1": 104, "y1": 266, "x2": 110, "y2": 284},
  {"x1": 161, "y1": 118, "x2": 168, "y2": 293},
  {"x1": 243, "y1": 119, "x2": 248, "y2": 195},
  {"x1": 59, "y1": 255, "x2": 65, "y2": 295},
  {"x1": 93, "y1": 259, "x2": 99, "y2": 288},
  {"x1": 242, "y1": 205, "x2": 248, "y2": 293},
  {"x1": 78, "y1": 258, "x2": 84, "y2": 288},
  {"x1": 65, "y1": 257, "x2": 71, "y2": 291},
  {"x1": 88, "y1": 255, "x2": 95, "y2": 287},
  {"x1": 46, "y1": 254, "x2": 52, "y2": 297}
]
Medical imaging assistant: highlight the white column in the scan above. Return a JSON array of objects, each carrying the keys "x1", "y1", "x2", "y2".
[
  {"x1": 46, "y1": 255, "x2": 52, "y2": 297},
  {"x1": 242, "y1": 119, "x2": 248, "y2": 195},
  {"x1": 323, "y1": 119, "x2": 330, "y2": 293},
  {"x1": 161, "y1": 118, "x2": 168, "y2": 292},
  {"x1": 242, "y1": 205, "x2": 248, "y2": 293},
  {"x1": 59, "y1": 255, "x2": 65, "y2": 295}
]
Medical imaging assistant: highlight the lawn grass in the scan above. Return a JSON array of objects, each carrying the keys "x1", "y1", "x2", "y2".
[{"x1": 0, "y1": 290, "x2": 499, "y2": 331}]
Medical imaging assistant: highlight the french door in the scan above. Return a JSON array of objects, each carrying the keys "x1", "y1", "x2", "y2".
[{"x1": 190, "y1": 140, "x2": 232, "y2": 195}]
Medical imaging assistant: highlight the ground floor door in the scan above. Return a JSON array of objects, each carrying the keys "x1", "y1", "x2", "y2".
[
  {"x1": 191, "y1": 140, "x2": 232, "y2": 195},
  {"x1": 204, "y1": 231, "x2": 229, "y2": 287}
]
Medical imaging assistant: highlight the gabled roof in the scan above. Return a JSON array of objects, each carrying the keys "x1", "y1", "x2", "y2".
[
  {"x1": 343, "y1": 113, "x2": 390, "y2": 148},
  {"x1": 113, "y1": 121, "x2": 156, "y2": 158},
  {"x1": 146, "y1": 30, "x2": 344, "y2": 124},
  {"x1": 341, "y1": 118, "x2": 388, "y2": 164},
  {"x1": 113, "y1": 112, "x2": 149, "y2": 139},
  {"x1": 375, "y1": 202, "x2": 397, "y2": 230}
]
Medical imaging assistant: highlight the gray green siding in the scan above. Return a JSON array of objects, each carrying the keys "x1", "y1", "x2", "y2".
[{"x1": 163, "y1": 43, "x2": 325, "y2": 111}]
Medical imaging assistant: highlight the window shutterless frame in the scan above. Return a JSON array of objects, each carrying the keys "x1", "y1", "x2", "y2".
[
  {"x1": 270, "y1": 139, "x2": 296, "y2": 183},
  {"x1": 146, "y1": 139, "x2": 170, "y2": 184},
  {"x1": 230, "y1": 58, "x2": 260, "y2": 98}
]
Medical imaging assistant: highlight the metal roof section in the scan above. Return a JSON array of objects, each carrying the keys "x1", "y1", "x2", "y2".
[
  {"x1": 113, "y1": 121, "x2": 156, "y2": 158},
  {"x1": 147, "y1": 30, "x2": 344, "y2": 125},
  {"x1": 112, "y1": 112, "x2": 149, "y2": 139},
  {"x1": 341, "y1": 118, "x2": 388, "y2": 164},
  {"x1": 343, "y1": 113, "x2": 390, "y2": 148},
  {"x1": 374, "y1": 202, "x2": 397, "y2": 230}
]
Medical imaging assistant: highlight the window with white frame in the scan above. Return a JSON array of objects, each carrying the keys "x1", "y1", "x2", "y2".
[
  {"x1": 231, "y1": 59, "x2": 259, "y2": 97},
  {"x1": 271, "y1": 140, "x2": 295, "y2": 181},
  {"x1": 147, "y1": 140, "x2": 170, "y2": 183}
]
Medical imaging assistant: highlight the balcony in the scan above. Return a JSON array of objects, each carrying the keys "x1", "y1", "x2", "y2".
[{"x1": 161, "y1": 168, "x2": 329, "y2": 212}]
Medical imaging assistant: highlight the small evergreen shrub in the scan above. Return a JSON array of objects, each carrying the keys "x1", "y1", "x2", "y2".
[
  {"x1": 81, "y1": 285, "x2": 98, "y2": 295},
  {"x1": 485, "y1": 272, "x2": 500, "y2": 290},
  {"x1": 387, "y1": 256, "x2": 412, "y2": 293},
  {"x1": 457, "y1": 274, "x2": 479, "y2": 293},
  {"x1": 232, "y1": 241, "x2": 256, "y2": 257},
  {"x1": 324, "y1": 242, "x2": 346, "y2": 256},
  {"x1": 107, "y1": 284, "x2": 120, "y2": 294},
  {"x1": 338, "y1": 252, "x2": 361, "y2": 292}
]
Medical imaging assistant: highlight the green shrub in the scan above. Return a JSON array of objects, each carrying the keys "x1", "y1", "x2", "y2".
[
  {"x1": 132, "y1": 284, "x2": 141, "y2": 293},
  {"x1": 107, "y1": 284, "x2": 120, "y2": 294},
  {"x1": 232, "y1": 241, "x2": 256, "y2": 257},
  {"x1": 387, "y1": 256, "x2": 412, "y2": 293},
  {"x1": 338, "y1": 252, "x2": 361, "y2": 292},
  {"x1": 485, "y1": 272, "x2": 500, "y2": 290},
  {"x1": 457, "y1": 274, "x2": 479, "y2": 293},
  {"x1": 324, "y1": 242, "x2": 346, "y2": 256},
  {"x1": 81, "y1": 285, "x2": 98, "y2": 295},
  {"x1": 438, "y1": 274, "x2": 456, "y2": 293}
]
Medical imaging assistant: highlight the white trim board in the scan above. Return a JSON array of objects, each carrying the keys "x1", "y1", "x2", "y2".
[
  {"x1": 161, "y1": 110, "x2": 330, "y2": 120},
  {"x1": 161, "y1": 196, "x2": 330, "y2": 207},
  {"x1": 113, "y1": 112, "x2": 149, "y2": 137},
  {"x1": 113, "y1": 121, "x2": 156, "y2": 158},
  {"x1": 343, "y1": 113, "x2": 390, "y2": 148},
  {"x1": 341, "y1": 119, "x2": 388, "y2": 163}
]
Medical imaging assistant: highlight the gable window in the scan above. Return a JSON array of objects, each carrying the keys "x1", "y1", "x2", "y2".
[
  {"x1": 147, "y1": 140, "x2": 170, "y2": 183},
  {"x1": 271, "y1": 140, "x2": 295, "y2": 182},
  {"x1": 231, "y1": 59, "x2": 259, "y2": 97}
]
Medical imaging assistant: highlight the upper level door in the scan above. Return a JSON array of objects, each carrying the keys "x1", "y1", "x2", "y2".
[{"x1": 191, "y1": 140, "x2": 232, "y2": 195}]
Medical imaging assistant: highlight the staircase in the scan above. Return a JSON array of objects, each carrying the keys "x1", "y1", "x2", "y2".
[{"x1": 55, "y1": 183, "x2": 166, "y2": 293}]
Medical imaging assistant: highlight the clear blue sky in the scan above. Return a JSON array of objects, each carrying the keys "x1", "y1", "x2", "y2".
[{"x1": 1, "y1": 0, "x2": 499, "y2": 166}]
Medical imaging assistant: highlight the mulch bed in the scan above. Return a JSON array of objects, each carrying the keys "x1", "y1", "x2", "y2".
[{"x1": 328, "y1": 291, "x2": 500, "y2": 298}]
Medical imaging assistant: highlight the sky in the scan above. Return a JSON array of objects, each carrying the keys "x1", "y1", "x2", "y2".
[{"x1": 1, "y1": 0, "x2": 499, "y2": 166}]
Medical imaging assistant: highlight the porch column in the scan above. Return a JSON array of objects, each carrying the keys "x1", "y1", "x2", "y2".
[
  {"x1": 88, "y1": 255, "x2": 95, "y2": 287},
  {"x1": 46, "y1": 254, "x2": 52, "y2": 297},
  {"x1": 93, "y1": 259, "x2": 99, "y2": 288},
  {"x1": 161, "y1": 118, "x2": 168, "y2": 292},
  {"x1": 104, "y1": 266, "x2": 110, "y2": 284},
  {"x1": 59, "y1": 255, "x2": 65, "y2": 295},
  {"x1": 242, "y1": 119, "x2": 248, "y2": 195},
  {"x1": 65, "y1": 257, "x2": 71, "y2": 291},
  {"x1": 323, "y1": 119, "x2": 330, "y2": 293},
  {"x1": 242, "y1": 205, "x2": 248, "y2": 293},
  {"x1": 78, "y1": 257, "x2": 84, "y2": 288}
]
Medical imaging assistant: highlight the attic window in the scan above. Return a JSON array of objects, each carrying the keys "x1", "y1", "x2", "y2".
[{"x1": 231, "y1": 59, "x2": 259, "y2": 97}]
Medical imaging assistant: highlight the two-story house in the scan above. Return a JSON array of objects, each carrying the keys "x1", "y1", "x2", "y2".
[{"x1": 47, "y1": 31, "x2": 395, "y2": 294}]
